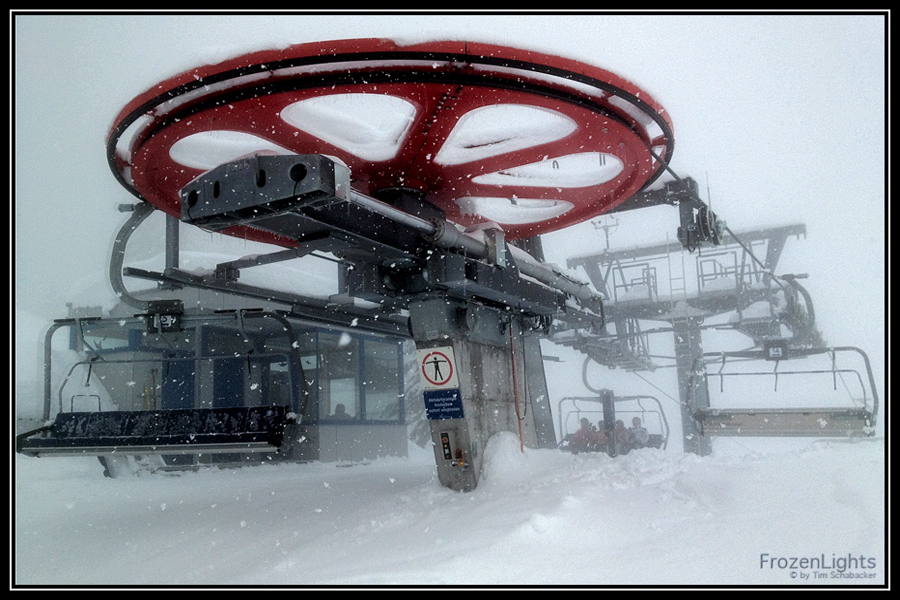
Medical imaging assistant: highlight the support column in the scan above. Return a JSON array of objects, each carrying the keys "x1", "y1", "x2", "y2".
[
  {"x1": 673, "y1": 316, "x2": 712, "y2": 455},
  {"x1": 161, "y1": 213, "x2": 183, "y2": 291},
  {"x1": 409, "y1": 298, "x2": 553, "y2": 492},
  {"x1": 521, "y1": 333, "x2": 556, "y2": 449},
  {"x1": 600, "y1": 389, "x2": 618, "y2": 457}
]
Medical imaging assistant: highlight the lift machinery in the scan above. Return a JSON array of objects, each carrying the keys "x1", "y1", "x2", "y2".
[{"x1": 17, "y1": 39, "x2": 879, "y2": 491}]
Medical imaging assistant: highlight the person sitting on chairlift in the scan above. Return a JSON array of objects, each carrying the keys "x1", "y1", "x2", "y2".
[
  {"x1": 628, "y1": 416, "x2": 650, "y2": 449},
  {"x1": 571, "y1": 418, "x2": 596, "y2": 453},
  {"x1": 615, "y1": 420, "x2": 630, "y2": 454},
  {"x1": 594, "y1": 420, "x2": 609, "y2": 449}
]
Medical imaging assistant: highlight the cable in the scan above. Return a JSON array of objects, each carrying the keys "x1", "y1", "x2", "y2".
[
  {"x1": 510, "y1": 322, "x2": 525, "y2": 453},
  {"x1": 631, "y1": 370, "x2": 682, "y2": 407},
  {"x1": 645, "y1": 145, "x2": 789, "y2": 293}
]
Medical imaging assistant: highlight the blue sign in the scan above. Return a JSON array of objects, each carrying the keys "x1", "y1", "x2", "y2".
[{"x1": 424, "y1": 388, "x2": 464, "y2": 420}]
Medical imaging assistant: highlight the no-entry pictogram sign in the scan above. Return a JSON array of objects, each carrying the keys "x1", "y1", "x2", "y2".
[{"x1": 417, "y1": 346, "x2": 460, "y2": 390}]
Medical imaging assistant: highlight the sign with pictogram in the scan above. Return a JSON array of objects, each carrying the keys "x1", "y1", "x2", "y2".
[{"x1": 417, "y1": 346, "x2": 459, "y2": 391}]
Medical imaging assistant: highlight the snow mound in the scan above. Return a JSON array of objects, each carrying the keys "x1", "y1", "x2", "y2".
[{"x1": 480, "y1": 431, "x2": 532, "y2": 487}]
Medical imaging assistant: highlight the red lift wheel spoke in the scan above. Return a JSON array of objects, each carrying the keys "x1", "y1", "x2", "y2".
[{"x1": 108, "y1": 38, "x2": 674, "y2": 242}]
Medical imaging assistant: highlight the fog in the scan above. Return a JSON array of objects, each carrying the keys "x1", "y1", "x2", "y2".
[{"x1": 12, "y1": 12, "x2": 887, "y2": 588}]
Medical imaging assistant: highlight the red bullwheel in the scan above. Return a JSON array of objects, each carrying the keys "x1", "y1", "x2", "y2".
[{"x1": 107, "y1": 38, "x2": 674, "y2": 242}]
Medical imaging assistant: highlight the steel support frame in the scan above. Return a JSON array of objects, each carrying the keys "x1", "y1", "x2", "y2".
[
  {"x1": 673, "y1": 316, "x2": 713, "y2": 456},
  {"x1": 103, "y1": 155, "x2": 587, "y2": 491},
  {"x1": 410, "y1": 296, "x2": 556, "y2": 492}
]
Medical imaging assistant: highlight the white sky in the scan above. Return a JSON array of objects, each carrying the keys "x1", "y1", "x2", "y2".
[{"x1": 12, "y1": 12, "x2": 886, "y2": 392}]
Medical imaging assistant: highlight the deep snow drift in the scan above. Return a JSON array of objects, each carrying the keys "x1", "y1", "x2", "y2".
[{"x1": 13, "y1": 433, "x2": 884, "y2": 587}]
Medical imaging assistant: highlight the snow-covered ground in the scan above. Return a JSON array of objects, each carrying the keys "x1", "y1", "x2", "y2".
[
  {"x1": 13, "y1": 433, "x2": 884, "y2": 587},
  {"x1": 12, "y1": 300, "x2": 887, "y2": 588}
]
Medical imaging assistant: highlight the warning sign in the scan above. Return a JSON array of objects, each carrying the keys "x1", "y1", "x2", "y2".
[
  {"x1": 417, "y1": 346, "x2": 459, "y2": 391},
  {"x1": 424, "y1": 388, "x2": 464, "y2": 420}
]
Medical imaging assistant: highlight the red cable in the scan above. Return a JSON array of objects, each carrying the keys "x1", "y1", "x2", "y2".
[{"x1": 510, "y1": 324, "x2": 525, "y2": 454}]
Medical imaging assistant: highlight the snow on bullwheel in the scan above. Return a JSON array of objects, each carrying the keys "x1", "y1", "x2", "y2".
[{"x1": 107, "y1": 38, "x2": 673, "y2": 242}]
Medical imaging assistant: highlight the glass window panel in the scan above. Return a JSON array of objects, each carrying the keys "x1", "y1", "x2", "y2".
[
  {"x1": 319, "y1": 332, "x2": 360, "y2": 419},
  {"x1": 363, "y1": 339, "x2": 402, "y2": 421}
]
